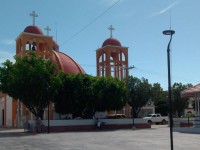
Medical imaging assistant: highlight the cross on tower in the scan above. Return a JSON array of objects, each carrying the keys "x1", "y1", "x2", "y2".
[
  {"x1": 29, "y1": 11, "x2": 38, "y2": 25},
  {"x1": 108, "y1": 25, "x2": 115, "y2": 38},
  {"x1": 44, "y1": 26, "x2": 51, "y2": 35}
]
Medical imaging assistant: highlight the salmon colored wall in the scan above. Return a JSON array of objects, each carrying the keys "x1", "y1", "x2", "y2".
[{"x1": 12, "y1": 99, "x2": 17, "y2": 127}]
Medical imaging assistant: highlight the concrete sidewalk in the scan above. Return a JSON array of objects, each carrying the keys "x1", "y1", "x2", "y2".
[{"x1": 0, "y1": 125, "x2": 199, "y2": 150}]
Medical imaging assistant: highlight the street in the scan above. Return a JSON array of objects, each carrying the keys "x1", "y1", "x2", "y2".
[{"x1": 0, "y1": 125, "x2": 199, "y2": 150}]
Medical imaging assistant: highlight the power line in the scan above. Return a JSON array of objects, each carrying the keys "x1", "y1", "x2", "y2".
[
  {"x1": 81, "y1": 63, "x2": 200, "y2": 83},
  {"x1": 132, "y1": 67, "x2": 200, "y2": 83},
  {"x1": 60, "y1": 0, "x2": 120, "y2": 46}
]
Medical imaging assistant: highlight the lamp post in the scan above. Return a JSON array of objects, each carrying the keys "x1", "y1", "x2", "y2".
[
  {"x1": 163, "y1": 29, "x2": 175, "y2": 150},
  {"x1": 47, "y1": 103, "x2": 50, "y2": 133}
]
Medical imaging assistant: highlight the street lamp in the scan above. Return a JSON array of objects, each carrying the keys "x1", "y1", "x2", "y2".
[
  {"x1": 127, "y1": 65, "x2": 135, "y2": 70},
  {"x1": 47, "y1": 103, "x2": 50, "y2": 133},
  {"x1": 163, "y1": 29, "x2": 175, "y2": 150}
]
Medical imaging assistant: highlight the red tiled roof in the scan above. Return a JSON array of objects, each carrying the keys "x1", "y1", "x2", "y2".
[{"x1": 181, "y1": 84, "x2": 200, "y2": 98}]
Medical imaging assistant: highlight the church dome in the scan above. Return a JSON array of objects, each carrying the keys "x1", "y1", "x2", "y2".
[
  {"x1": 24, "y1": 25, "x2": 44, "y2": 35},
  {"x1": 102, "y1": 37, "x2": 121, "y2": 47},
  {"x1": 52, "y1": 50, "x2": 85, "y2": 74}
]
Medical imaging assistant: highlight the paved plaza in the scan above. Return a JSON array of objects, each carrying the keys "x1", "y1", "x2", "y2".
[{"x1": 0, "y1": 125, "x2": 199, "y2": 150}]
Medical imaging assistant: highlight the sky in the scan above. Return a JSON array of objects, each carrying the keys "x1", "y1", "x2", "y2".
[{"x1": 0, "y1": 0, "x2": 200, "y2": 90}]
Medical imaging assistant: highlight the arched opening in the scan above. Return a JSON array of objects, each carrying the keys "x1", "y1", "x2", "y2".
[{"x1": 121, "y1": 52, "x2": 125, "y2": 61}]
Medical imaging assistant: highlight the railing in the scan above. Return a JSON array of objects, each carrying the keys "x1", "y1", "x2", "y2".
[{"x1": 173, "y1": 116, "x2": 200, "y2": 128}]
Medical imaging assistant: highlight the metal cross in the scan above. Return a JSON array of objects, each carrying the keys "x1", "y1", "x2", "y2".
[
  {"x1": 44, "y1": 26, "x2": 51, "y2": 35},
  {"x1": 29, "y1": 11, "x2": 38, "y2": 25},
  {"x1": 108, "y1": 25, "x2": 115, "y2": 38}
]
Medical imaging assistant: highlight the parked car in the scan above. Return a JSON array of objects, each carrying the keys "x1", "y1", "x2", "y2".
[
  {"x1": 74, "y1": 117, "x2": 82, "y2": 119},
  {"x1": 106, "y1": 114, "x2": 126, "y2": 119},
  {"x1": 143, "y1": 113, "x2": 168, "y2": 124}
]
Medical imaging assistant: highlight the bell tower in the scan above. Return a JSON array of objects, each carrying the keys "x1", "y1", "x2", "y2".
[
  {"x1": 96, "y1": 25, "x2": 129, "y2": 80},
  {"x1": 14, "y1": 11, "x2": 59, "y2": 125},
  {"x1": 16, "y1": 11, "x2": 59, "y2": 59}
]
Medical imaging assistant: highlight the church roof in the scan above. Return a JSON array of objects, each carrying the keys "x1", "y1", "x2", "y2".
[
  {"x1": 52, "y1": 50, "x2": 85, "y2": 74},
  {"x1": 24, "y1": 25, "x2": 44, "y2": 35},
  {"x1": 181, "y1": 84, "x2": 200, "y2": 98},
  {"x1": 102, "y1": 37, "x2": 121, "y2": 47}
]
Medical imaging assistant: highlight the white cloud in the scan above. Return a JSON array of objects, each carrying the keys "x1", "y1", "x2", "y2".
[
  {"x1": 0, "y1": 49, "x2": 15, "y2": 66},
  {"x1": 150, "y1": 1, "x2": 179, "y2": 17},
  {"x1": 0, "y1": 39, "x2": 15, "y2": 45},
  {"x1": 0, "y1": 49, "x2": 15, "y2": 62}
]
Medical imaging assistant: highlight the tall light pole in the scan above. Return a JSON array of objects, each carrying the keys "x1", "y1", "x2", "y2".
[
  {"x1": 47, "y1": 103, "x2": 50, "y2": 133},
  {"x1": 163, "y1": 29, "x2": 175, "y2": 150}
]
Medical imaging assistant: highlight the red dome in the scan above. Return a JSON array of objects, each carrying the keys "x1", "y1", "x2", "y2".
[
  {"x1": 52, "y1": 50, "x2": 85, "y2": 74},
  {"x1": 24, "y1": 25, "x2": 43, "y2": 35},
  {"x1": 102, "y1": 38, "x2": 121, "y2": 47}
]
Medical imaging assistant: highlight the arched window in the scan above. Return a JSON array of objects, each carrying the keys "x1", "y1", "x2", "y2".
[{"x1": 121, "y1": 52, "x2": 125, "y2": 61}]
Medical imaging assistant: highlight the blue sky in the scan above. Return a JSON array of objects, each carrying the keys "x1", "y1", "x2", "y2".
[{"x1": 0, "y1": 0, "x2": 200, "y2": 90}]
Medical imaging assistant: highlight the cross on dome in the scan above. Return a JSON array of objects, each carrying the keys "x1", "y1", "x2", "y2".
[
  {"x1": 108, "y1": 25, "x2": 115, "y2": 38},
  {"x1": 44, "y1": 26, "x2": 51, "y2": 35},
  {"x1": 29, "y1": 11, "x2": 38, "y2": 25}
]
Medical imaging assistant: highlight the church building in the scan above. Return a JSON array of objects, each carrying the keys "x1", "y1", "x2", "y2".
[
  {"x1": 0, "y1": 11, "x2": 85, "y2": 127},
  {"x1": 0, "y1": 12, "x2": 134, "y2": 127}
]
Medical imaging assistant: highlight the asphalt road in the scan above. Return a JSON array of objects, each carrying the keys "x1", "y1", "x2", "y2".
[{"x1": 0, "y1": 125, "x2": 199, "y2": 150}]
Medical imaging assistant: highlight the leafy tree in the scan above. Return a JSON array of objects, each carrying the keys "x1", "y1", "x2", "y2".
[
  {"x1": 128, "y1": 76, "x2": 151, "y2": 117},
  {"x1": 54, "y1": 73, "x2": 96, "y2": 118},
  {"x1": 93, "y1": 76, "x2": 127, "y2": 112},
  {"x1": 53, "y1": 73, "x2": 75, "y2": 116},
  {"x1": 151, "y1": 83, "x2": 165, "y2": 103},
  {"x1": 172, "y1": 82, "x2": 192, "y2": 117},
  {"x1": 151, "y1": 83, "x2": 168, "y2": 115},
  {"x1": 53, "y1": 75, "x2": 127, "y2": 118},
  {"x1": 154, "y1": 99, "x2": 168, "y2": 116},
  {"x1": 73, "y1": 74, "x2": 96, "y2": 118},
  {"x1": 0, "y1": 53, "x2": 58, "y2": 119}
]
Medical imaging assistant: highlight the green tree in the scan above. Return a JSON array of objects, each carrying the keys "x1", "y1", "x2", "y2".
[
  {"x1": 54, "y1": 73, "x2": 96, "y2": 118},
  {"x1": 128, "y1": 76, "x2": 151, "y2": 117},
  {"x1": 172, "y1": 82, "x2": 192, "y2": 117},
  {"x1": 53, "y1": 75, "x2": 127, "y2": 118},
  {"x1": 151, "y1": 83, "x2": 165, "y2": 103},
  {"x1": 53, "y1": 73, "x2": 75, "y2": 116},
  {"x1": 93, "y1": 76, "x2": 127, "y2": 112},
  {"x1": 151, "y1": 83, "x2": 168, "y2": 115},
  {"x1": 0, "y1": 53, "x2": 58, "y2": 119},
  {"x1": 154, "y1": 99, "x2": 168, "y2": 116},
  {"x1": 73, "y1": 74, "x2": 96, "y2": 118}
]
